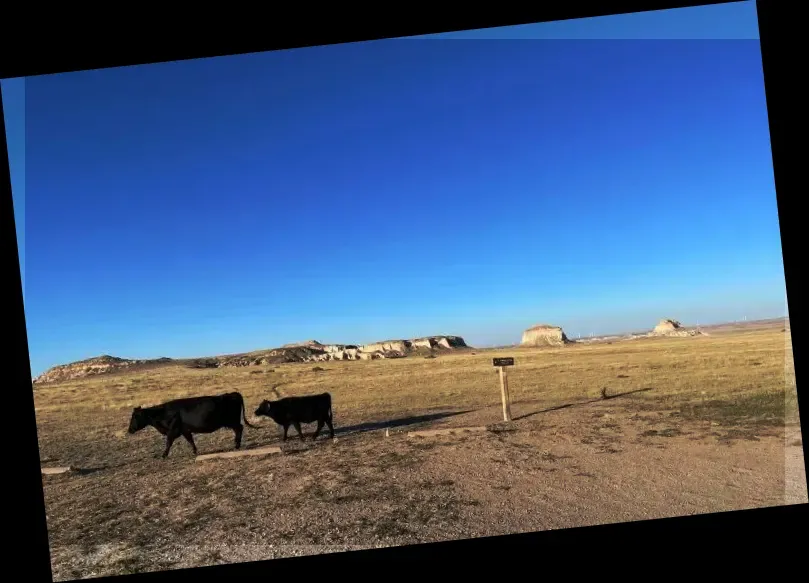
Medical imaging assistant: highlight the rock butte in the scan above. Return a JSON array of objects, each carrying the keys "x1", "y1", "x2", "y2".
[
  {"x1": 654, "y1": 318, "x2": 682, "y2": 334},
  {"x1": 520, "y1": 324, "x2": 570, "y2": 347},
  {"x1": 651, "y1": 318, "x2": 704, "y2": 338}
]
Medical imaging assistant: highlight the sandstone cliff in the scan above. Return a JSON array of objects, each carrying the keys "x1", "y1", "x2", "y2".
[{"x1": 216, "y1": 335, "x2": 468, "y2": 367}]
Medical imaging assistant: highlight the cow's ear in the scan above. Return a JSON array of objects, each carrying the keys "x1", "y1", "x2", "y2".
[{"x1": 134, "y1": 406, "x2": 141, "y2": 411}]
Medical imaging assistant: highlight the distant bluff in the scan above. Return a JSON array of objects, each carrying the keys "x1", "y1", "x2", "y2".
[
  {"x1": 215, "y1": 335, "x2": 469, "y2": 367},
  {"x1": 32, "y1": 355, "x2": 174, "y2": 385},
  {"x1": 32, "y1": 335, "x2": 470, "y2": 384}
]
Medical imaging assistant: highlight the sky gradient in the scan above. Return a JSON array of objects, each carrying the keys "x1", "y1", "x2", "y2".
[{"x1": 4, "y1": 2, "x2": 786, "y2": 377}]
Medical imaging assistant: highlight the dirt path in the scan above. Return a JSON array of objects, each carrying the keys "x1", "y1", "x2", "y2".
[{"x1": 39, "y1": 397, "x2": 805, "y2": 580}]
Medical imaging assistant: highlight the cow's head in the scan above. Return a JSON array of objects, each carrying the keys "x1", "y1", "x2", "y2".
[
  {"x1": 254, "y1": 400, "x2": 272, "y2": 418},
  {"x1": 128, "y1": 406, "x2": 149, "y2": 434}
]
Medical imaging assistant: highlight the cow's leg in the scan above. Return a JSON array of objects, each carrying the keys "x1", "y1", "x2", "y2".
[
  {"x1": 162, "y1": 431, "x2": 181, "y2": 458},
  {"x1": 282, "y1": 424, "x2": 290, "y2": 441},
  {"x1": 182, "y1": 431, "x2": 198, "y2": 456},
  {"x1": 233, "y1": 424, "x2": 244, "y2": 450},
  {"x1": 312, "y1": 420, "x2": 325, "y2": 441},
  {"x1": 293, "y1": 421, "x2": 305, "y2": 441},
  {"x1": 326, "y1": 416, "x2": 335, "y2": 439},
  {"x1": 162, "y1": 416, "x2": 182, "y2": 458}
]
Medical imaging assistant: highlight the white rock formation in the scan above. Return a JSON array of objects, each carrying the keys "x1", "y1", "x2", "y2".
[{"x1": 520, "y1": 324, "x2": 570, "y2": 347}]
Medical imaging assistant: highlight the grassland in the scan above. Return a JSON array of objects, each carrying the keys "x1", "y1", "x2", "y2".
[{"x1": 34, "y1": 321, "x2": 804, "y2": 580}]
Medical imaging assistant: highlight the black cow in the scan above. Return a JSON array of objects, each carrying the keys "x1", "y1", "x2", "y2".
[
  {"x1": 128, "y1": 391, "x2": 258, "y2": 458},
  {"x1": 254, "y1": 392, "x2": 334, "y2": 442}
]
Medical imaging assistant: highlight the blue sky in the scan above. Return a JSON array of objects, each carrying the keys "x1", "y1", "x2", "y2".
[{"x1": 4, "y1": 2, "x2": 786, "y2": 376}]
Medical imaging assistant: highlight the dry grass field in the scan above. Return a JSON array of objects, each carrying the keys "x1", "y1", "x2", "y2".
[{"x1": 34, "y1": 320, "x2": 805, "y2": 580}]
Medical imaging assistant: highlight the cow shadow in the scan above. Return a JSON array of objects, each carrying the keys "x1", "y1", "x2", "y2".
[
  {"x1": 74, "y1": 466, "x2": 107, "y2": 476},
  {"x1": 333, "y1": 410, "x2": 473, "y2": 438},
  {"x1": 513, "y1": 387, "x2": 654, "y2": 421},
  {"x1": 51, "y1": 462, "x2": 130, "y2": 475},
  {"x1": 193, "y1": 412, "x2": 472, "y2": 455}
]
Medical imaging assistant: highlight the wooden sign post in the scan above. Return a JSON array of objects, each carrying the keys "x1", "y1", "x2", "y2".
[{"x1": 493, "y1": 357, "x2": 515, "y2": 422}]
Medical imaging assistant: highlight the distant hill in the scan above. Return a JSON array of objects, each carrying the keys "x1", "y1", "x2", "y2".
[
  {"x1": 31, "y1": 355, "x2": 175, "y2": 384},
  {"x1": 31, "y1": 335, "x2": 471, "y2": 385}
]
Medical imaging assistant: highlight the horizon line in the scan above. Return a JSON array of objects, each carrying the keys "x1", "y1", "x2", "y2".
[{"x1": 31, "y1": 314, "x2": 788, "y2": 377}]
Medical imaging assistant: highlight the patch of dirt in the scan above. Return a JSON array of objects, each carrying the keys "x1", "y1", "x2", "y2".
[{"x1": 41, "y1": 395, "x2": 804, "y2": 581}]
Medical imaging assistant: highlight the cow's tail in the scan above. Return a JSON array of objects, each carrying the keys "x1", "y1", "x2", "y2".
[
  {"x1": 269, "y1": 384, "x2": 284, "y2": 399},
  {"x1": 327, "y1": 393, "x2": 333, "y2": 422},
  {"x1": 238, "y1": 393, "x2": 259, "y2": 428}
]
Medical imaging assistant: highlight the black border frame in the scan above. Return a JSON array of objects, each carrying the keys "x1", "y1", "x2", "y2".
[{"x1": 2, "y1": 1, "x2": 803, "y2": 581}]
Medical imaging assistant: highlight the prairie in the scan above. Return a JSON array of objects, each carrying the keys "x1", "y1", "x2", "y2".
[{"x1": 34, "y1": 320, "x2": 804, "y2": 580}]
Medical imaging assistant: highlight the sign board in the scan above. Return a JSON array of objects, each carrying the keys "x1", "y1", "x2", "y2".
[
  {"x1": 492, "y1": 357, "x2": 515, "y2": 367},
  {"x1": 492, "y1": 358, "x2": 514, "y2": 422}
]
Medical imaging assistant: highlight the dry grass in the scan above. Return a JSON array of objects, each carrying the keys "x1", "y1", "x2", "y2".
[
  {"x1": 35, "y1": 326, "x2": 794, "y2": 420},
  {"x1": 34, "y1": 323, "x2": 804, "y2": 580}
]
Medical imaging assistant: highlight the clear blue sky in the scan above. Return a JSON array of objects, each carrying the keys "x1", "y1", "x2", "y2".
[{"x1": 4, "y1": 2, "x2": 786, "y2": 376}]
